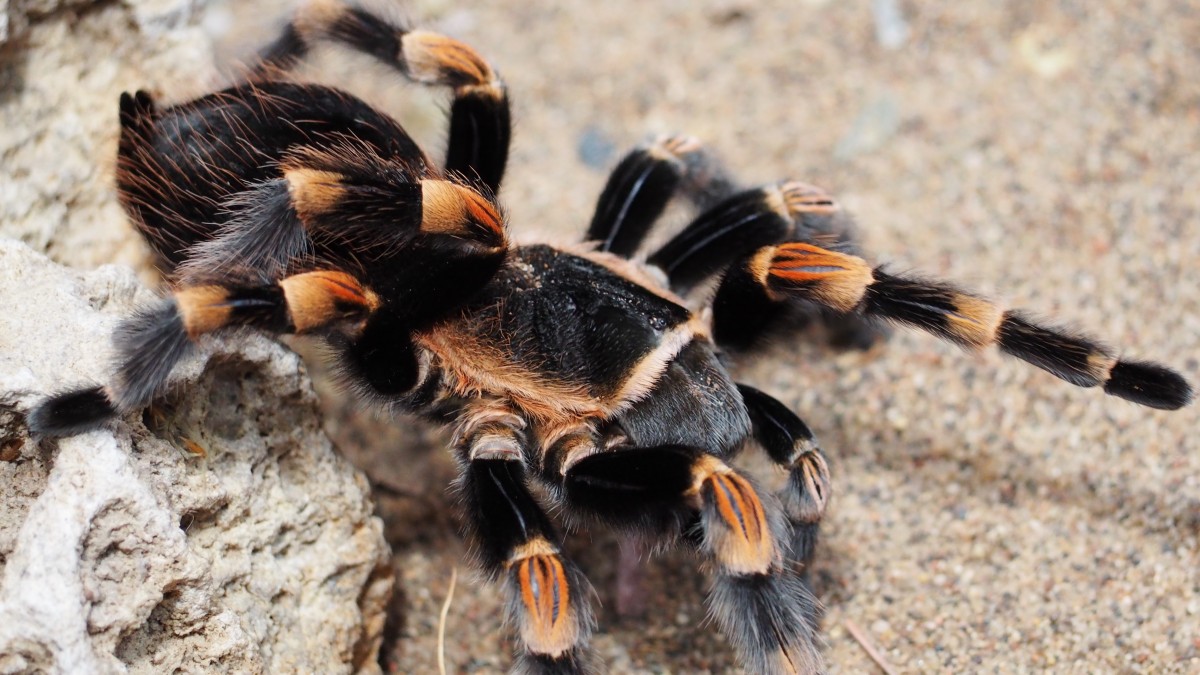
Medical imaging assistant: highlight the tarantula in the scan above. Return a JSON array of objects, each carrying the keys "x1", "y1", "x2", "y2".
[{"x1": 28, "y1": 1, "x2": 1192, "y2": 673}]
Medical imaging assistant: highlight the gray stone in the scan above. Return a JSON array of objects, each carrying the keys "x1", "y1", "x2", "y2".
[
  {"x1": 1, "y1": 3, "x2": 394, "y2": 671},
  {"x1": 0, "y1": 240, "x2": 391, "y2": 674}
]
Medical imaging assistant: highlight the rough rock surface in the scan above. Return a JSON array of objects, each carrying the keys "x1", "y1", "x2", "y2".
[
  {"x1": 0, "y1": 0, "x2": 220, "y2": 278},
  {"x1": 2, "y1": 2, "x2": 394, "y2": 673},
  {"x1": 0, "y1": 241, "x2": 392, "y2": 673}
]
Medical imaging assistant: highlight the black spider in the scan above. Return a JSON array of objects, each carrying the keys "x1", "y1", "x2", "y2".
[{"x1": 27, "y1": 1, "x2": 1192, "y2": 673}]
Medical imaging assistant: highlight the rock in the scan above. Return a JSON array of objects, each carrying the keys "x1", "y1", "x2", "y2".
[
  {"x1": 0, "y1": 0, "x2": 219, "y2": 274},
  {"x1": 2, "y1": 0, "x2": 202, "y2": 45},
  {"x1": 0, "y1": 240, "x2": 392, "y2": 673},
  {"x1": 1, "y1": 4, "x2": 395, "y2": 672}
]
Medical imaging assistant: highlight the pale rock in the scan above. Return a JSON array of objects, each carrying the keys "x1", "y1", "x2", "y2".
[
  {"x1": 0, "y1": 0, "x2": 220, "y2": 274},
  {"x1": 0, "y1": 241, "x2": 392, "y2": 674},
  {"x1": 4, "y1": 2, "x2": 392, "y2": 672}
]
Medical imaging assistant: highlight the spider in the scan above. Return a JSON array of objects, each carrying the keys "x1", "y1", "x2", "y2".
[{"x1": 26, "y1": 1, "x2": 1192, "y2": 673}]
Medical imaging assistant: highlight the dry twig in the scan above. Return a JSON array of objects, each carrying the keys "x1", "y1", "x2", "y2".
[
  {"x1": 844, "y1": 618, "x2": 899, "y2": 675},
  {"x1": 437, "y1": 567, "x2": 458, "y2": 675}
]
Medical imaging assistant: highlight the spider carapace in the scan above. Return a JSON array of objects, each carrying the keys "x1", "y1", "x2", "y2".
[{"x1": 27, "y1": 1, "x2": 1192, "y2": 673}]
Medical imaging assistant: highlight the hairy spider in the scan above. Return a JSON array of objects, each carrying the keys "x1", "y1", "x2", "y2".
[{"x1": 27, "y1": 1, "x2": 1192, "y2": 673}]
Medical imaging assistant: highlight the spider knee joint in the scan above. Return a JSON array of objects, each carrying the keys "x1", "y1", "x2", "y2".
[
  {"x1": 505, "y1": 537, "x2": 582, "y2": 658},
  {"x1": 456, "y1": 405, "x2": 527, "y2": 461},
  {"x1": 689, "y1": 456, "x2": 779, "y2": 575},
  {"x1": 646, "y1": 133, "x2": 703, "y2": 164},
  {"x1": 783, "y1": 450, "x2": 831, "y2": 523},
  {"x1": 546, "y1": 426, "x2": 601, "y2": 476}
]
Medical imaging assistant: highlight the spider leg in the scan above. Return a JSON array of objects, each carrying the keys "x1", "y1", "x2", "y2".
[
  {"x1": 28, "y1": 269, "x2": 380, "y2": 436},
  {"x1": 331, "y1": 312, "x2": 438, "y2": 406},
  {"x1": 251, "y1": 0, "x2": 510, "y2": 192},
  {"x1": 559, "y1": 442, "x2": 824, "y2": 675},
  {"x1": 648, "y1": 181, "x2": 840, "y2": 292},
  {"x1": 173, "y1": 142, "x2": 427, "y2": 283},
  {"x1": 456, "y1": 407, "x2": 597, "y2": 674},
  {"x1": 649, "y1": 180, "x2": 884, "y2": 348},
  {"x1": 713, "y1": 241, "x2": 1193, "y2": 410},
  {"x1": 735, "y1": 384, "x2": 829, "y2": 568},
  {"x1": 585, "y1": 135, "x2": 736, "y2": 257},
  {"x1": 178, "y1": 143, "x2": 508, "y2": 293},
  {"x1": 40, "y1": 122, "x2": 509, "y2": 435}
]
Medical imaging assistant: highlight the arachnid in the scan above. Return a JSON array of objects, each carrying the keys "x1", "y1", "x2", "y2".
[{"x1": 26, "y1": 1, "x2": 1193, "y2": 673}]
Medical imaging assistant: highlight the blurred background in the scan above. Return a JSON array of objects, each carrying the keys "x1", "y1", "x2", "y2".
[{"x1": 3, "y1": 0, "x2": 1198, "y2": 671}]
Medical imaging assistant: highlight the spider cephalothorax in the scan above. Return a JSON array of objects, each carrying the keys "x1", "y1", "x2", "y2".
[{"x1": 27, "y1": 1, "x2": 1192, "y2": 673}]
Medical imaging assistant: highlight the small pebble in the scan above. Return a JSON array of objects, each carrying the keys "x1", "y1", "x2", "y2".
[
  {"x1": 577, "y1": 126, "x2": 617, "y2": 170},
  {"x1": 871, "y1": 0, "x2": 910, "y2": 49}
]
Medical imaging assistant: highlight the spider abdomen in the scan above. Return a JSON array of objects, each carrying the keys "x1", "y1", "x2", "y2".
[{"x1": 117, "y1": 83, "x2": 428, "y2": 271}]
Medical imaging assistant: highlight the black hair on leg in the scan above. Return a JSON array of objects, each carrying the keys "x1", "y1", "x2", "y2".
[
  {"x1": 563, "y1": 448, "x2": 825, "y2": 673},
  {"x1": 736, "y1": 384, "x2": 830, "y2": 567},
  {"x1": 27, "y1": 386, "x2": 116, "y2": 437},
  {"x1": 713, "y1": 241, "x2": 1193, "y2": 409},
  {"x1": 650, "y1": 181, "x2": 841, "y2": 292},
  {"x1": 456, "y1": 410, "x2": 597, "y2": 672},
  {"x1": 248, "y1": 0, "x2": 512, "y2": 193},
  {"x1": 586, "y1": 135, "x2": 732, "y2": 258}
]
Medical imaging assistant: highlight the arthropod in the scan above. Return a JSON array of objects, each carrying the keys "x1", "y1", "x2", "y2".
[{"x1": 28, "y1": 1, "x2": 1192, "y2": 673}]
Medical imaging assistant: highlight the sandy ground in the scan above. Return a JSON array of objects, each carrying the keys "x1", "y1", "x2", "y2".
[
  {"x1": 338, "y1": 1, "x2": 1200, "y2": 672},
  {"x1": 7, "y1": 0, "x2": 1200, "y2": 672}
]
